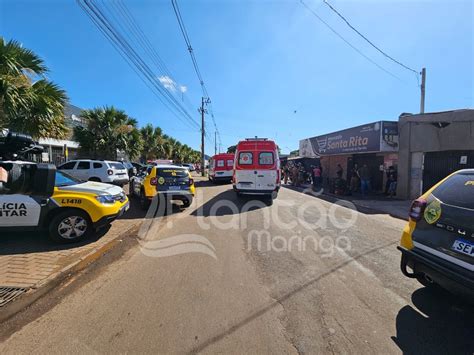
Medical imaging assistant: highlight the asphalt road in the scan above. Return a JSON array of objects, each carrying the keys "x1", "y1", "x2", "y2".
[{"x1": 1, "y1": 182, "x2": 473, "y2": 354}]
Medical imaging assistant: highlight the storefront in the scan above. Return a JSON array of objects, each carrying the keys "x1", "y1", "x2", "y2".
[{"x1": 299, "y1": 121, "x2": 399, "y2": 192}]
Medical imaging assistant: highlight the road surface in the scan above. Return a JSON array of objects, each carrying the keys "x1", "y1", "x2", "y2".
[{"x1": 1, "y1": 182, "x2": 473, "y2": 353}]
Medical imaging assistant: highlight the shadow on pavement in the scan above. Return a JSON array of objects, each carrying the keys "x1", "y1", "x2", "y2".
[
  {"x1": 392, "y1": 286, "x2": 474, "y2": 354},
  {"x1": 0, "y1": 225, "x2": 111, "y2": 256},
  {"x1": 0, "y1": 196, "x2": 143, "y2": 255},
  {"x1": 190, "y1": 188, "x2": 271, "y2": 217},
  {"x1": 194, "y1": 179, "x2": 232, "y2": 188},
  {"x1": 282, "y1": 184, "x2": 407, "y2": 220}
]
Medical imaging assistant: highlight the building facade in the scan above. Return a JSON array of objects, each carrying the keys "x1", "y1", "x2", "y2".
[
  {"x1": 38, "y1": 103, "x2": 85, "y2": 165},
  {"x1": 299, "y1": 121, "x2": 399, "y2": 192},
  {"x1": 397, "y1": 109, "x2": 474, "y2": 199}
]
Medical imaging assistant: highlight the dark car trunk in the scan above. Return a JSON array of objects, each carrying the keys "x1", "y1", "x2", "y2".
[{"x1": 412, "y1": 171, "x2": 474, "y2": 268}]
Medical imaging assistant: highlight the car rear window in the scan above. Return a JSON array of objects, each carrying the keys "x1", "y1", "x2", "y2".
[
  {"x1": 238, "y1": 152, "x2": 253, "y2": 165},
  {"x1": 109, "y1": 162, "x2": 125, "y2": 169},
  {"x1": 217, "y1": 160, "x2": 224, "y2": 167},
  {"x1": 259, "y1": 152, "x2": 274, "y2": 165},
  {"x1": 227, "y1": 159, "x2": 234, "y2": 167},
  {"x1": 93, "y1": 162, "x2": 103, "y2": 169},
  {"x1": 156, "y1": 168, "x2": 188, "y2": 178},
  {"x1": 431, "y1": 172, "x2": 474, "y2": 209}
]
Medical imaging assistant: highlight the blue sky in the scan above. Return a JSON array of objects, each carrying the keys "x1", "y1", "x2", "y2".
[{"x1": 1, "y1": 0, "x2": 472, "y2": 154}]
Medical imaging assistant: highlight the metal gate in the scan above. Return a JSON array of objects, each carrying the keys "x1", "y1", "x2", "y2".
[{"x1": 422, "y1": 150, "x2": 474, "y2": 192}]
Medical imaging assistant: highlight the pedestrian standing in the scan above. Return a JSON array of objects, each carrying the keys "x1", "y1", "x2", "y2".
[
  {"x1": 387, "y1": 168, "x2": 398, "y2": 198},
  {"x1": 312, "y1": 165, "x2": 322, "y2": 190},
  {"x1": 336, "y1": 164, "x2": 343, "y2": 178},
  {"x1": 350, "y1": 164, "x2": 360, "y2": 193},
  {"x1": 359, "y1": 164, "x2": 371, "y2": 195}
]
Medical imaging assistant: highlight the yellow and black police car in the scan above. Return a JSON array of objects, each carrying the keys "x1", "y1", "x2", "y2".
[
  {"x1": 130, "y1": 164, "x2": 195, "y2": 210},
  {"x1": 399, "y1": 169, "x2": 474, "y2": 298},
  {"x1": 0, "y1": 162, "x2": 129, "y2": 243}
]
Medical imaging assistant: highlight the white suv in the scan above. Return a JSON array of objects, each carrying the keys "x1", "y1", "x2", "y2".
[{"x1": 58, "y1": 160, "x2": 129, "y2": 186}]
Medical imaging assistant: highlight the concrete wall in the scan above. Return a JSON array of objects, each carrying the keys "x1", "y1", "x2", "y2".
[{"x1": 397, "y1": 109, "x2": 474, "y2": 199}]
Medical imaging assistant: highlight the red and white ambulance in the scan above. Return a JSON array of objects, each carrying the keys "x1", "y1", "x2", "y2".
[
  {"x1": 209, "y1": 153, "x2": 235, "y2": 183},
  {"x1": 233, "y1": 138, "x2": 280, "y2": 198}
]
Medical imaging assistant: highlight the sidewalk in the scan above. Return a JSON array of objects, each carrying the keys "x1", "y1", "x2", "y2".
[
  {"x1": 0, "y1": 216, "x2": 141, "y2": 312},
  {"x1": 285, "y1": 183, "x2": 411, "y2": 221}
]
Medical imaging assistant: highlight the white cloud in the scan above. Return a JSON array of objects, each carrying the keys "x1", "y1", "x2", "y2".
[
  {"x1": 179, "y1": 85, "x2": 187, "y2": 93},
  {"x1": 158, "y1": 75, "x2": 176, "y2": 91}
]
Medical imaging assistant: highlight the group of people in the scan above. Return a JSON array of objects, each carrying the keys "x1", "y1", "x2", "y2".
[
  {"x1": 348, "y1": 164, "x2": 397, "y2": 197},
  {"x1": 281, "y1": 162, "x2": 323, "y2": 190},
  {"x1": 281, "y1": 161, "x2": 398, "y2": 198}
]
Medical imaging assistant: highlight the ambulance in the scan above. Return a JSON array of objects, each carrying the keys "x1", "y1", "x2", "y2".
[
  {"x1": 0, "y1": 162, "x2": 129, "y2": 243},
  {"x1": 233, "y1": 138, "x2": 280, "y2": 198},
  {"x1": 209, "y1": 153, "x2": 235, "y2": 183}
]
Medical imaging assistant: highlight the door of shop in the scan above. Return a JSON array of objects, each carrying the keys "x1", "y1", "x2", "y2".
[
  {"x1": 350, "y1": 154, "x2": 384, "y2": 192},
  {"x1": 422, "y1": 150, "x2": 474, "y2": 193}
]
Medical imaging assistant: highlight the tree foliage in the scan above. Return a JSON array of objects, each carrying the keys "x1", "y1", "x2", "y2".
[
  {"x1": 0, "y1": 37, "x2": 68, "y2": 138},
  {"x1": 74, "y1": 106, "x2": 142, "y2": 160}
]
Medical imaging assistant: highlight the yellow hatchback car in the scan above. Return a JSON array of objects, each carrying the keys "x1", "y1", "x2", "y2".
[
  {"x1": 130, "y1": 164, "x2": 195, "y2": 210},
  {"x1": 398, "y1": 169, "x2": 474, "y2": 298}
]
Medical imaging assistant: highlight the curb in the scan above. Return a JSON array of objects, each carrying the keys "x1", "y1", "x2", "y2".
[{"x1": 0, "y1": 223, "x2": 140, "y2": 323}]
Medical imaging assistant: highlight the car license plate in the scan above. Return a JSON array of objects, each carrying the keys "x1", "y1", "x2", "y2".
[
  {"x1": 168, "y1": 185, "x2": 181, "y2": 191},
  {"x1": 451, "y1": 239, "x2": 474, "y2": 257}
]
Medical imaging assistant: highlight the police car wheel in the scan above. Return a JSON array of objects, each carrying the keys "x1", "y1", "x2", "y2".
[
  {"x1": 140, "y1": 190, "x2": 150, "y2": 210},
  {"x1": 49, "y1": 210, "x2": 92, "y2": 243}
]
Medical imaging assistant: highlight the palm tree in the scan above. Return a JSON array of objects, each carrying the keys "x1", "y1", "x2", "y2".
[
  {"x1": 74, "y1": 106, "x2": 142, "y2": 160},
  {"x1": 0, "y1": 37, "x2": 68, "y2": 138}
]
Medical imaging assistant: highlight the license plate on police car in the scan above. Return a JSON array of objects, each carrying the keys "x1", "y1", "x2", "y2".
[
  {"x1": 451, "y1": 239, "x2": 474, "y2": 257},
  {"x1": 168, "y1": 185, "x2": 181, "y2": 191}
]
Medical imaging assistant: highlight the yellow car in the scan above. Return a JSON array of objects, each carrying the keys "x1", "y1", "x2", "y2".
[
  {"x1": 0, "y1": 162, "x2": 129, "y2": 243},
  {"x1": 398, "y1": 169, "x2": 474, "y2": 298},
  {"x1": 130, "y1": 164, "x2": 195, "y2": 210}
]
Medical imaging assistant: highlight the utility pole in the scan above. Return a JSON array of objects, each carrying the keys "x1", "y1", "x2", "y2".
[
  {"x1": 199, "y1": 97, "x2": 210, "y2": 177},
  {"x1": 214, "y1": 131, "x2": 217, "y2": 155},
  {"x1": 420, "y1": 67, "x2": 426, "y2": 114}
]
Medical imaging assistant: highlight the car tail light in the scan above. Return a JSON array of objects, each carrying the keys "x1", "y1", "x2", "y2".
[
  {"x1": 189, "y1": 178, "x2": 194, "y2": 185},
  {"x1": 107, "y1": 169, "x2": 113, "y2": 175},
  {"x1": 409, "y1": 198, "x2": 427, "y2": 221},
  {"x1": 150, "y1": 177, "x2": 157, "y2": 185}
]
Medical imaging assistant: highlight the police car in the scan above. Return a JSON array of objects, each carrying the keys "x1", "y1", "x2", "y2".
[
  {"x1": 398, "y1": 169, "x2": 474, "y2": 298},
  {"x1": 130, "y1": 164, "x2": 195, "y2": 210},
  {"x1": 0, "y1": 162, "x2": 129, "y2": 243}
]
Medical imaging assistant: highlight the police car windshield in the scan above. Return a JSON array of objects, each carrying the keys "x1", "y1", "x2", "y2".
[
  {"x1": 431, "y1": 171, "x2": 474, "y2": 210},
  {"x1": 55, "y1": 171, "x2": 81, "y2": 187}
]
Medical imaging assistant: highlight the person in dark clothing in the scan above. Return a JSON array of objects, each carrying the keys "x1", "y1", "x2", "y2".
[
  {"x1": 336, "y1": 164, "x2": 343, "y2": 178},
  {"x1": 350, "y1": 164, "x2": 360, "y2": 193},
  {"x1": 385, "y1": 166, "x2": 395, "y2": 195},
  {"x1": 387, "y1": 168, "x2": 398, "y2": 198},
  {"x1": 359, "y1": 164, "x2": 371, "y2": 195}
]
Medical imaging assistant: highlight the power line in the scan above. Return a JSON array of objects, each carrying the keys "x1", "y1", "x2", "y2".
[
  {"x1": 299, "y1": 0, "x2": 403, "y2": 81},
  {"x1": 322, "y1": 0, "x2": 419, "y2": 76},
  {"x1": 170, "y1": 0, "x2": 222, "y2": 149},
  {"x1": 77, "y1": 0, "x2": 201, "y2": 130}
]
